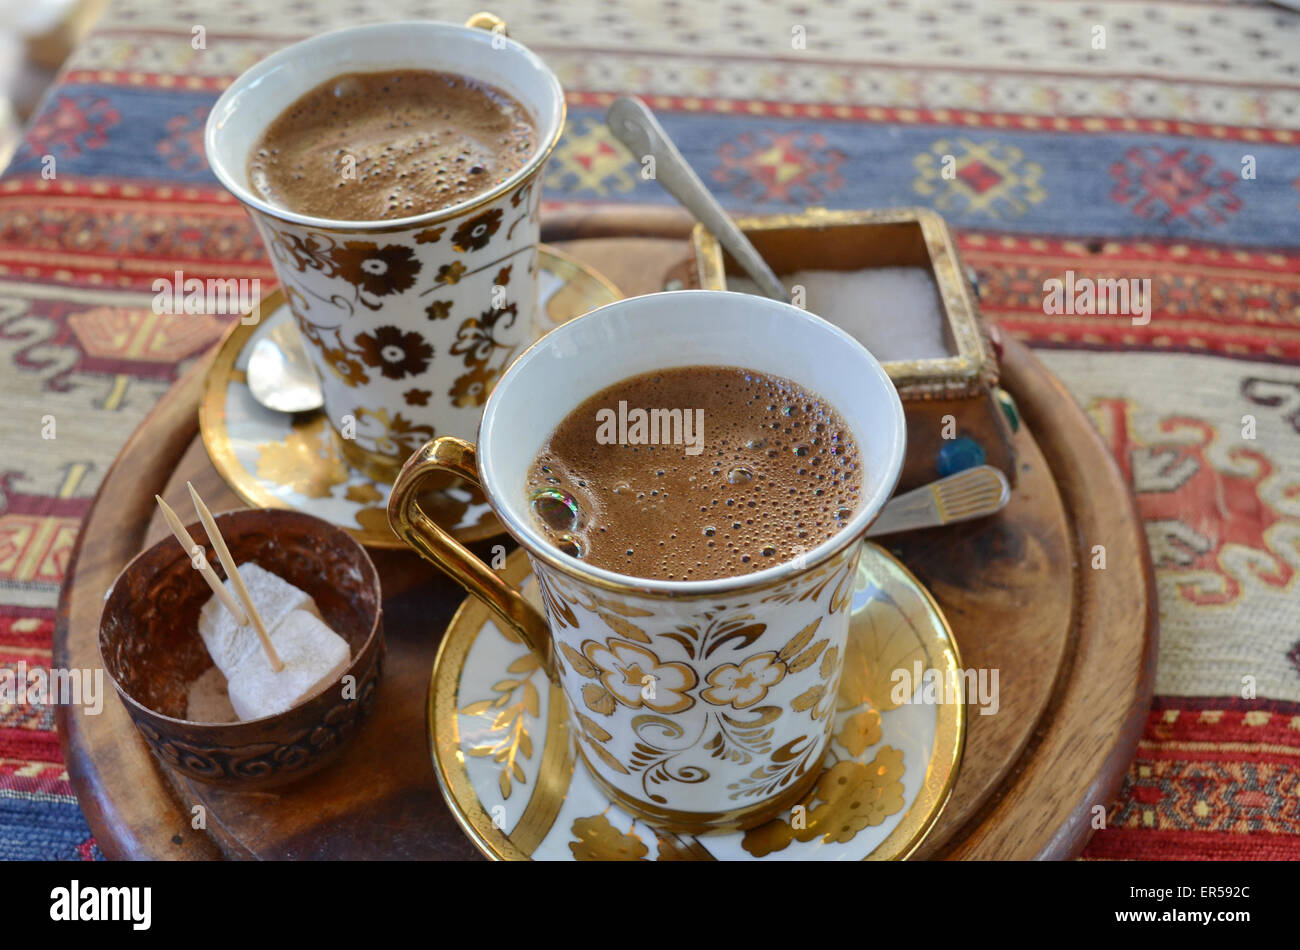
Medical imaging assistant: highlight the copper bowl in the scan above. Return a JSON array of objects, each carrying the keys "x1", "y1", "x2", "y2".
[{"x1": 99, "y1": 508, "x2": 384, "y2": 788}]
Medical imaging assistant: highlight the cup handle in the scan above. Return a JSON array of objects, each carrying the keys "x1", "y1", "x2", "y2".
[
  {"x1": 465, "y1": 12, "x2": 508, "y2": 35},
  {"x1": 388, "y1": 437, "x2": 554, "y2": 680}
]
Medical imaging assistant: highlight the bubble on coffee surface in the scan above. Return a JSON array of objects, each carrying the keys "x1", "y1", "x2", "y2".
[
  {"x1": 525, "y1": 366, "x2": 863, "y2": 580},
  {"x1": 530, "y1": 487, "x2": 580, "y2": 533},
  {"x1": 555, "y1": 534, "x2": 583, "y2": 558},
  {"x1": 527, "y1": 459, "x2": 602, "y2": 563}
]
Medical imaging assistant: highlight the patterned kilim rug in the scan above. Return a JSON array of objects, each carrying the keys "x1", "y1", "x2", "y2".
[{"x1": 1, "y1": 0, "x2": 1298, "y2": 860}]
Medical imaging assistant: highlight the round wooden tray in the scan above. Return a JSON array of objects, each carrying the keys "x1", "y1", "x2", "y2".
[{"x1": 55, "y1": 208, "x2": 1156, "y2": 860}]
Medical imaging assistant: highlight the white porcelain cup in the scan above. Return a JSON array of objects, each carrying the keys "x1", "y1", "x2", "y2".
[
  {"x1": 389, "y1": 290, "x2": 907, "y2": 832},
  {"x1": 204, "y1": 16, "x2": 565, "y2": 482}
]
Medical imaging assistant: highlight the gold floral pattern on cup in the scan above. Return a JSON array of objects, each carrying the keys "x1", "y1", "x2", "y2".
[{"x1": 536, "y1": 550, "x2": 860, "y2": 818}]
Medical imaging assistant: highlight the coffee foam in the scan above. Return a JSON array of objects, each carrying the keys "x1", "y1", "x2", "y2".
[
  {"x1": 527, "y1": 366, "x2": 863, "y2": 581},
  {"x1": 247, "y1": 69, "x2": 535, "y2": 221}
]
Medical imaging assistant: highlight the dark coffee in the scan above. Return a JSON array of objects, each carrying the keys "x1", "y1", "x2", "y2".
[
  {"x1": 247, "y1": 69, "x2": 535, "y2": 221},
  {"x1": 527, "y1": 366, "x2": 863, "y2": 581}
]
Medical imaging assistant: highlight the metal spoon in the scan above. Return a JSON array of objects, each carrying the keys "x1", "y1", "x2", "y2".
[
  {"x1": 605, "y1": 96, "x2": 787, "y2": 302},
  {"x1": 247, "y1": 320, "x2": 324, "y2": 413}
]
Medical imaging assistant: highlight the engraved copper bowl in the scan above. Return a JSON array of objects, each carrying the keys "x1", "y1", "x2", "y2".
[{"x1": 99, "y1": 508, "x2": 384, "y2": 788}]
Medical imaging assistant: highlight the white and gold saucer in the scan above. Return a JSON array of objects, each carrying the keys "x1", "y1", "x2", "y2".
[
  {"x1": 429, "y1": 544, "x2": 965, "y2": 860},
  {"x1": 200, "y1": 246, "x2": 621, "y2": 548}
]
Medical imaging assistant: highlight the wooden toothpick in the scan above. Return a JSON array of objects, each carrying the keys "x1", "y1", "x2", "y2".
[
  {"x1": 186, "y1": 482, "x2": 284, "y2": 673},
  {"x1": 155, "y1": 494, "x2": 249, "y2": 625}
]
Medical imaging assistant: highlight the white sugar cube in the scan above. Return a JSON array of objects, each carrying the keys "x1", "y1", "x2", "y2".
[
  {"x1": 197, "y1": 562, "x2": 320, "y2": 677},
  {"x1": 226, "y1": 609, "x2": 352, "y2": 721},
  {"x1": 727, "y1": 267, "x2": 951, "y2": 362}
]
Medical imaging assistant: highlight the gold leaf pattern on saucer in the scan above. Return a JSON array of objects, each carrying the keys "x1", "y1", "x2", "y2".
[
  {"x1": 344, "y1": 483, "x2": 384, "y2": 505},
  {"x1": 353, "y1": 506, "x2": 392, "y2": 537},
  {"x1": 254, "y1": 415, "x2": 348, "y2": 498},
  {"x1": 854, "y1": 607, "x2": 927, "y2": 713},
  {"x1": 838, "y1": 708, "x2": 883, "y2": 757},
  {"x1": 569, "y1": 814, "x2": 648, "y2": 861},
  {"x1": 812, "y1": 749, "x2": 906, "y2": 841},
  {"x1": 842, "y1": 574, "x2": 928, "y2": 713},
  {"x1": 460, "y1": 651, "x2": 543, "y2": 801},
  {"x1": 740, "y1": 745, "x2": 906, "y2": 858}
]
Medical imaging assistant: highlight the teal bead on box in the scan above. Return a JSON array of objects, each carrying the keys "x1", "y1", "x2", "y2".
[{"x1": 938, "y1": 437, "x2": 985, "y2": 477}]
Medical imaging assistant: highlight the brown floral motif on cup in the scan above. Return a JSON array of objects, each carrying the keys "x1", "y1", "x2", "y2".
[
  {"x1": 355, "y1": 325, "x2": 434, "y2": 380},
  {"x1": 581, "y1": 638, "x2": 697, "y2": 714},
  {"x1": 726, "y1": 731, "x2": 824, "y2": 801},
  {"x1": 450, "y1": 303, "x2": 518, "y2": 366},
  {"x1": 320, "y1": 344, "x2": 370, "y2": 388},
  {"x1": 581, "y1": 682, "x2": 618, "y2": 716},
  {"x1": 785, "y1": 621, "x2": 839, "y2": 723},
  {"x1": 436, "y1": 261, "x2": 467, "y2": 285},
  {"x1": 425, "y1": 299, "x2": 453, "y2": 321},
  {"x1": 283, "y1": 283, "x2": 311, "y2": 321},
  {"x1": 286, "y1": 295, "x2": 335, "y2": 353},
  {"x1": 449, "y1": 363, "x2": 499, "y2": 408},
  {"x1": 414, "y1": 225, "x2": 445, "y2": 244},
  {"x1": 761, "y1": 557, "x2": 857, "y2": 615},
  {"x1": 451, "y1": 208, "x2": 502, "y2": 252},
  {"x1": 403, "y1": 388, "x2": 432, "y2": 406},
  {"x1": 267, "y1": 227, "x2": 340, "y2": 276},
  {"x1": 701, "y1": 704, "x2": 782, "y2": 766},
  {"x1": 354, "y1": 408, "x2": 434, "y2": 458},
  {"x1": 327, "y1": 241, "x2": 422, "y2": 299},
  {"x1": 723, "y1": 616, "x2": 841, "y2": 801}
]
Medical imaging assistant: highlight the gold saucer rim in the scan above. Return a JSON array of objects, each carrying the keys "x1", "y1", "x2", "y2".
[
  {"x1": 427, "y1": 543, "x2": 965, "y2": 861},
  {"x1": 865, "y1": 548, "x2": 965, "y2": 861},
  {"x1": 428, "y1": 552, "x2": 573, "y2": 860},
  {"x1": 199, "y1": 246, "x2": 624, "y2": 549}
]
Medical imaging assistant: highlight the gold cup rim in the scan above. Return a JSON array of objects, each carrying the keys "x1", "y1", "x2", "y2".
[
  {"x1": 202, "y1": 18, "x2": 567, "y2": 236},
  {"x1": 473, "y1": 289, "x2": 907, "y2": 601}
]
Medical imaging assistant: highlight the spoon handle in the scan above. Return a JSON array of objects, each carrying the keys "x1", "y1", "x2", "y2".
[
  {"x1": 866, "y1": 466, "x2": 1010, "y2": 538},
  {"x1": 605, "y1": 96, "x2": 787, "y2": 302}
]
